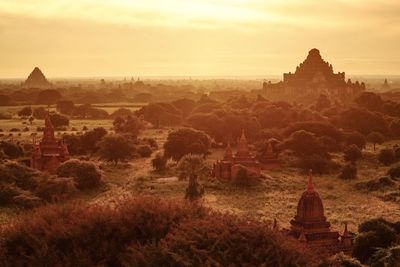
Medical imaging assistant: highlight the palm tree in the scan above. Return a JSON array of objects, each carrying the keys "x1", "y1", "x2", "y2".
[{"x1": 177, "y1": 154, "x2": 207, "y2": 200}]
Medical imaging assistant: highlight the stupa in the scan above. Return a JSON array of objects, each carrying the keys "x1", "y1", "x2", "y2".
[
  {"x1": 287, "y1": 170, "x2": 353, "y2": 255},
  {"x1": 31, "y1": 114, "x2": 69, "y2": 173}
]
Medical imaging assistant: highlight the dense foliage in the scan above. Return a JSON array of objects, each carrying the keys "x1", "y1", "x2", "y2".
[
  {"x1": 0, "y1": 196, "x2": 312, "y2": 267},
  {"x1": 164, "y1": 128, "x2": 211, "y2": 161}
]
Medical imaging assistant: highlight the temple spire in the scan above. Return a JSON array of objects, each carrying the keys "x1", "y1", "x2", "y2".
[
  {"x1": 236, "y1": 129, "x2": 250, "y2": 158},
  {"x1": 342, "y1": 222, "x2": 350, "y2": 237},
  {"x1": 224, "y1": 141, "x2": 233, "y2": 160},
  {"x1": 307, "y1": 169, "x2": 314, "y2": 192}
]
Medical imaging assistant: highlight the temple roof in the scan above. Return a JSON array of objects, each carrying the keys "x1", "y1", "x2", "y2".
[
  {"x1": 235, "y1": 130, "x2": 251, "y2": 158},
  {"x1": 224, "y1": 142, "x2": 233, "y2": 160},
  {"x1": 295, "y1": 170, "x2": 326, "y2": 224},
  {"x1": 41, "y1": 113, "x2": 56, "y2": 143}
]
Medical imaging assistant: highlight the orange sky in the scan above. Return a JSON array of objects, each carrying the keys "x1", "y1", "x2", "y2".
[{"x1": 0, "y1": 0, "x2": 399, "y2": 78}]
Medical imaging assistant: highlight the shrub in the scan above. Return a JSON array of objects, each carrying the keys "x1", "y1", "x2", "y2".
[
  {"x1": 56, "y1": 159, "x2": 102, "y2": 190},
  {"x1": 34, "y1": 175, "x2": 77, "y2": 202},
  {"x1": 345, "y1": 132, "x2": 366, "y2": 150},
  {"x1": 17, "y1": 106, "x2": 32, "y2": 118},
  {"x1": 0, "y1": 184, "x2": 21, "y2": 205},
  {"x1": 164, "y1": 128, "x2": 211, "y2": 161},
  {"x1": 0, "y1": 141, "x2": 24, "y2": 159},
  {"x1": 177, "y1": 154, "x2": 207, "y2": 200},
  {"x1": 49, "y1": 113, "x2": 69, "y2": 127},
  {"x1": 296, "y1": 155, "x2": 340, "y2": 174},
  {"x1": 339, "y1": 163, "x2": 357, "y2": 180},
  {"x1": 12, "y1": 193, "x2": 43, "y2": 209},
  {"x1": 283, "y1": 121, "x2": 342, "y2": 142},
  {"x1": 4, "y1": 162, "x2": 38, "y2": 190},
  {"x1": 32, "y1": 107, "x2": 47, "y2": 119},
  {"x1": 113, "y1": 115, "x2": 144, "y2": 137},
  {"x1": 355, "y1": 176, "x2": 395, "y2": 191},
  {"x1": 371, "y1": 246, "x2": 400, "y2": 266},
  {"x1": 97, "y1": 134, "x2": 135, "y2": 165},
  {"x1": 378, "y1": 148, "x2": 395, "y2": 166},
  {"x1": 322, "y1": 252, "x2": 364, "y2": 267},
  {"x1": 123, "y1": 213, "x2": 310, "y2": 267},
  {"x1": 366, "y1": 131, "x2": 385, "y2": 151},
  {"x1": 232, "y1": 165, "x2": 259, "y2": 187},
  {"x1": 280, "y1": 130, "x2": 328, "y2": 157},
  {"x1": 388, "y1": 163, "x2": 400, "y2": 178},
  {"x1": 151, "y1": 153, "x2": 167, "y2": 172},
  {"x1": 136, "y1": 145, "x2": 152, "y2": 158},
  {"x1": 80, "y1": 127, "x2": 107, "y2": 153},
  {"x1": 0, "y1": 196, "x2": 208, "y2": 266},
  {"x1": 344, "y1": 144, "x2": 362, "y2": 162},
  {"x1": 353, "y1": 218, "x2": 398, "y2": 264}
]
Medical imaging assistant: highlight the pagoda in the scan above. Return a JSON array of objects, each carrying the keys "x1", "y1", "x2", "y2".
[
  {"x1": 287, "y1": 170, "x2": 353, "y2": 255},
  {"x1": 31, "y1": 114, "x2": 69, "y2": 173},
  {"x1": 23, "y1": 67, "x2": 52, "y2": 88},
  {"x1": 260, "y1": 142, "x2": 280, "y2": 169},
  {"x1": 213, "y1": 131, "x2": 261, "y2": 180},
  {"x1": 262, "y1": 49, "x2": 365, "y2": 99}
]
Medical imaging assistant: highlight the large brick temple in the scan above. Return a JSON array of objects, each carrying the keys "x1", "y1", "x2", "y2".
[
  {"x1": 286, "y1": 171, "x2": 353, "y2": 255},
  {"x1": 31, "y1": 115, "x2": 69, "y2": 173},
  {"x1": 262, "y1": 48, "x2": 365, "y2": 100}
]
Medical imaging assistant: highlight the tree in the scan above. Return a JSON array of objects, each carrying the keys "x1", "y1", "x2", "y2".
[
  {"x1": 378, "y1": 148, "x2": 395, "y2": 166},
  {"x1": 367, "y1": 131, "x2": 385, "y2": 151},
  {"x1": 339, "y1": 107, "x2": 389, "y2": 136},
  {"x1": 339, "y1": 163, "x2": 357, "y2": 180},
  {"x1": 36, "y1": 89, "x2": 62, "y2": 105},
  {"x1": 33, "y1": 107, "x2": 47, "y2": 119},
  {"x1": 80, "y1": 127, "x2": 107, "y2": 153},
  {"x1": 164, "y1": 128, "x2": 211, "y2": 161},
  {"x1": 354, "y1": 92, "x2": 383, "y2": 111},
  {"x1": 56, "y1": 100, "x2": 75, "y2": 115},
  {"x1": 135, "y1": 103, "x2": 182, "y2": 127},
  {"x1": 17, "y1": 106, "x2": 32, "y2": 118},
  {"x1": 345, "y1": 132, "x2": 366, "y2": 150},
  {"x1": 113, "y1": 115, "x2": 144, "y2": 137},
  {"x1": 279, "y1": 130, "x2": 327, "y2": 157},
  {"x1": 28, "y1": 116, "x2": 34, "y2": 125},
  {"x1": 353, "y1": 218, "x2": 398, "y2": 264},
  {"x1": 315, "y1": 94, "x2": 331, "y2": 112},
  {"x1": 97, "y1": 135, "x2": 135, "y2": 165},
  {"x1": 151, "y1": 153, "x2": 167, "y2": 173},
  {"x1": 0, "y1": 141, "x2": 24, "y2": 159},
  {"x1": 177, "y1": 154, "x2": 206, "y2": 200},
  {"x1": 57, "y1": 160, "x2": 102, "y2": 190},
  {"x1": 171, "y1": 98, "x2": 196, "y2": 118},
  {"x1": 49, "y1": 113, "x2": 69, "y2": 127},
  {"x1": 371, "y1": 246, "x2": 400, "y2": 266},
  {"x1": 344, "y1": 145, "x2": 362, "y2": 162},
  {"x1": 110, "y1": 108, "x2": 132, "y2": 119}
]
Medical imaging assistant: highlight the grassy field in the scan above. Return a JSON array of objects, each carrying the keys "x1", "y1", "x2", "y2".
[{"x1": 1, "y1": 114, "x2": 400, "y2": 234}]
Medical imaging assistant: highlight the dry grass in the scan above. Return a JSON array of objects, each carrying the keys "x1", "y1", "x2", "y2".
[{"x1": 1, "y1": 119, "x2": 400, "y2": 235}]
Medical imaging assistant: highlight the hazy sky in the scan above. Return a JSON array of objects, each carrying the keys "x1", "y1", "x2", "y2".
[{"x1": 0, "y1": 0, "x2": 399, "y2": 78}]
